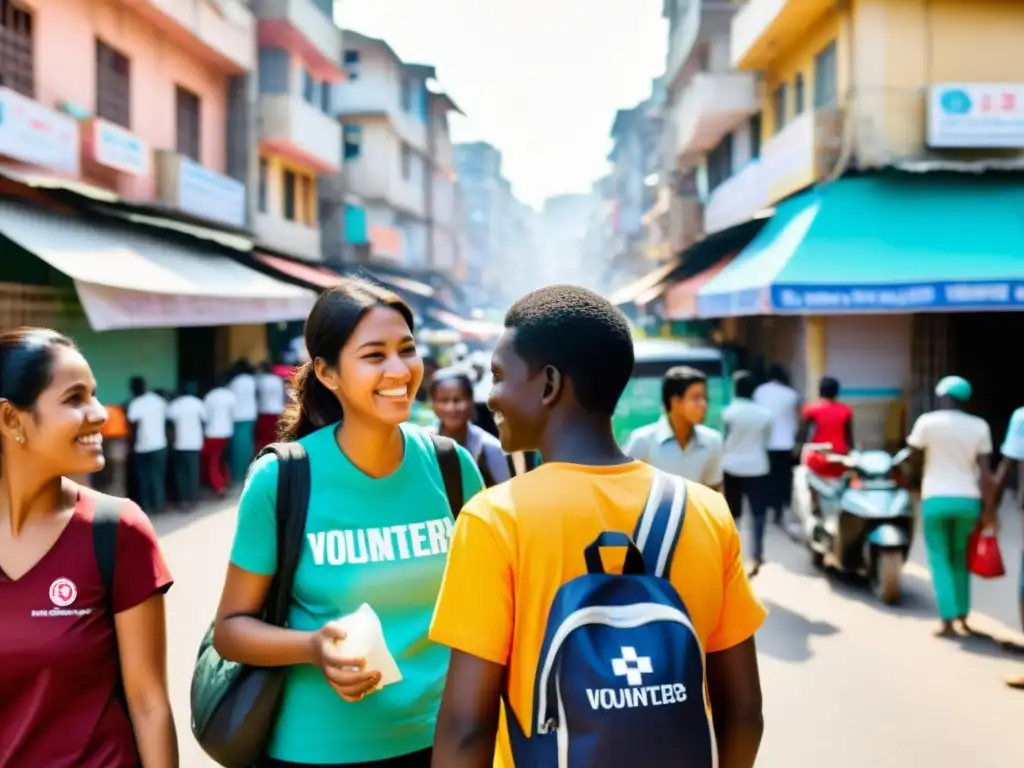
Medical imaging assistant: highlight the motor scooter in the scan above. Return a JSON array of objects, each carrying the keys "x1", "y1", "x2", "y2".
[{"x1": 792, "y1": 443, "x2": 914, "y2": 604}]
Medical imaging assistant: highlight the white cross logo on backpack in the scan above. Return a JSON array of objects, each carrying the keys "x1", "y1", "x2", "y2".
[{"x1": 611, "y1": 646, "x2": 653, "y2": 687}]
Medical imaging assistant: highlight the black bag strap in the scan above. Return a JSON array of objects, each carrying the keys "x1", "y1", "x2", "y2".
[
  {"x1": 91, "y1": 491, "x2": 123, "y2": 612},
  {"x1": 429, "y1": 433, "x2": 463, "y2": 518},
  {"x1": 258, "y1": 442, "x2": 311, "y2": 627}
]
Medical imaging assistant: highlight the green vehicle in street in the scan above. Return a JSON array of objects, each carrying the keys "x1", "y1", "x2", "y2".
[{"x1": 612, "y1": 339, "x2": 730, "y2": 446}]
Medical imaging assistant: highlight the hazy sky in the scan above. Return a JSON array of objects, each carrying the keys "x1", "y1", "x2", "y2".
[{"x1": 338, "y1": 1, "x2": 668, "y2": 208}]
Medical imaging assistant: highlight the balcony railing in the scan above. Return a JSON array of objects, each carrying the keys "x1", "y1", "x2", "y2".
[
  {"x1": 760, "y1": 106, "x2": 843, "y2": 203},
  {"x1": 252, "y1": 0, "x2": 342, "y2": 74},
  {"x1": 675, "y1": 71, "x2": 759, "y2": 157},
  {"x1": 665, "y1": 2, "x2": 738, "y2": 85},
  {"x1": 254, "y1": 212, "x2": 322, "y2": 262},
  {"x1": 258, "y1": 94, "x2": 342, "y2": 172},
  {"x1": 124, "y1": 0, "x2": 255, "y2": 72},
  {"x1": 703, "y1": 159, "x2": 767, "y2": 234}
]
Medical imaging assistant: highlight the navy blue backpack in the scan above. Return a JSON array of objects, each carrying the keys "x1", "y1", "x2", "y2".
[{"x1": 505, "y1": 470, "x2": 718, "y2": 768}]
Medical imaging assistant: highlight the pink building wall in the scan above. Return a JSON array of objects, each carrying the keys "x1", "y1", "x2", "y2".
[{"x1": 25, "y1": 0, "x2": 231, "y2": 200}]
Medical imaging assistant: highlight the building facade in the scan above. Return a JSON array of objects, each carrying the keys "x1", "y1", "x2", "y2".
[
  {"x1": 326, "y1": 30, "x2": 462, "y2": 274},
  {"x1": 0, "y1": 0, "x2": 318, "y2": 402},
  {"x1": 454, "y1": 141, "x2": 538, "y2": 305},
  {"x1": 251, "y1": 0, "x2": 343, "y2": 262},
  {"x1": 689, "y1": 0, "x2": 1024, "y2": 446},
  {"x1": 607, "y1": 82, "x2": 666, "y2": 290},
  {"x1": 536, "y1": 192, "x2": 595, "y2": 289}
]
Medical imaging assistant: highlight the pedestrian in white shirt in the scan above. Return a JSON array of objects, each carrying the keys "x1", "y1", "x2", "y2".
[
  {"x1": 227, "y1": 360, "x2": 258, "y2": 485},
  {"x1": 254, "y1": 361, "x2": 286, "y2": 452},
  {"x1": 167, "y1": 383, "x2": 206, "y2": 509},
  {"x1": 126, "y1": 376, "x2": 168, "y2": 515},
  {"x1": 202, "y1": 379, "x2": 236, "y2": 496},
  {"x1": 754, "y1": 364, "x2": 801, "y2": 524},
  {"x1": 907, "y1": 376, "x2": 995, "y2": 638},
  {"x1": 722, "y1": 371, "x2": 775, "y2": 576}
]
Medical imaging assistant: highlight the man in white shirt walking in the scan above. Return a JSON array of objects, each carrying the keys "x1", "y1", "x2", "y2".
[
  {"x1": 227, "y1": 360, "x2": 258, "y2": 485},
  {"x1": 754, "y1": 364, "x2": 801, "y2": 524},
  {"x1": 723, "y1": 371, "x2": 775, "y2": 576},
  {"x1": 167, "y1": 382, "x2": 206, "y2": 509},
  {"x1": 202, "y1": 376, "x2": 236, "y2": 496},
  {"x1": 254, "y1": 361, "x2": 286, "y2": 452},
  {"x1": 126, "y1": 376, "x2": 169, "y2": 515}
]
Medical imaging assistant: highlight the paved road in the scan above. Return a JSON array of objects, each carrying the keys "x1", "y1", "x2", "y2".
[{"x1": 157, "y1": 500, "x2": 1024, "y2": 768}]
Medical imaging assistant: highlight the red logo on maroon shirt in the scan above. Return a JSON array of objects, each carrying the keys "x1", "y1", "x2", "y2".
[{"x1": 48, "y1": 578, "x2": 78, "y2": 608}]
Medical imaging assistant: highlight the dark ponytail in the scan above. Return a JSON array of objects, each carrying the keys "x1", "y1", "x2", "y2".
[
  {"x1": 276, "y1": 278, "x2": 414, "y2": 442},
  {"x1": 277, "y1": 361, "x2": 342, "y2": 441}
]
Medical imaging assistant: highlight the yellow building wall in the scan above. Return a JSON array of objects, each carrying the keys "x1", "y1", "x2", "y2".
[
  {"x1": 856, "y1": 0, "x2": 1024, "y2": 165},
  {"x1": 754, "y1": 9, "x2": 850, "y2": 201},
  {"x1": 760, "y1": 10, "x2": 848, "y2": 144},
  {"x1": 261, "y1": 153, "x2": 318, "y2": 227}
]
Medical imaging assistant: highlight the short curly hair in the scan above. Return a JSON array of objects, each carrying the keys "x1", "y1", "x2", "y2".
[{"x1": 504, "y1": 285, "x2": 634, "y2": 415}]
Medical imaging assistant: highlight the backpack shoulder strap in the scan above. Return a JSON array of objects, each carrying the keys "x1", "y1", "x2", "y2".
[
  {"x1": 256, "y1": 442, "x2": 311, "y2": 627},
  {"x1": 632, "y1": 470, "x2": 687, "y2": 579},
  {"x1": 429, "y1": 433, "x2": 464, "y2": 518},
  {"x1": 90, "y1": 491, "x2": 123, "y2": 609}
]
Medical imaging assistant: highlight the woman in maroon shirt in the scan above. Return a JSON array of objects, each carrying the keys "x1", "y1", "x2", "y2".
[{"x1": 0, "y1": 328, "x2": 177, "y2": 768}]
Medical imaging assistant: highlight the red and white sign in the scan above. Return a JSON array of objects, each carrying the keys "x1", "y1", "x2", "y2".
[
  {"x1": 0, "y1": 87, "x2": 79, "y2": 175},
  {"x1": 48, "y1": 577, "x2": 78, "y2": 608}
]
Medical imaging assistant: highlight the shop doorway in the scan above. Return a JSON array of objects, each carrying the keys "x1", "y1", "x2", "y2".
[
  {"x1": 177, "y1": 326, "x2": 219, "y2": 394},
  {"x1": 947, "y1": 311, "x2": 1024, "y2": 452}
]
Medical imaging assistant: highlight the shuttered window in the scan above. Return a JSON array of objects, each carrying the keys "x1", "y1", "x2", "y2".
[{"x1": 96, "y1": 39, "x2": 131, "y2": 127}]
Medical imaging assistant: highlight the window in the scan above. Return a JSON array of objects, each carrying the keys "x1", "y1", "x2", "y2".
[
  {"x1": 302, "y1": 68, "x2": 317, "y2": 104},
  {"x1": 794, "y1": 73, "x2": 805, "y2": 116},
  {"x1": 0, "y1": 1, "x2": 34, "y2": 97},
  {"x1": 96, "y1": 39, "x2": 131, "y2": 127},
  {"x1": 298, "y1": 174, "x2": 313, "y2": 225},
  {"x1": 175, "y1": 85, "x2": 201, "y2": 162},
  {"x1": 401, "y1": 144, "x2": 412, "y2": 179},
  {"x1": 749, "y1": 114, "x2": 762, "y2": 159},
  {"x1": 258, "y1": 158, "x2": 268, "y2": 213},
  {"x1": 343, "y1": 50, "x2": 360, "y2": 80},
  {"x1": 772, "y1": 83, "x2": 787, "y2": 135},
  {"x1": 814, "y1": 41, "x2": 838, "y2": 107},
  {"x1": 343, "y1": 125, "x2": 362, "y2": 160},
  {"x1": 321, "y1": 82, "x2": 332, "y2": 113},
  {"x1": 400, "y1": 76, "x2": 412, "y2": 112},
  {"x1": 283, "y1": 169, "x2": 297, "y2": 221},
  {"x1": 706, "y1": 134, "x2": 733, "y2": 195}
]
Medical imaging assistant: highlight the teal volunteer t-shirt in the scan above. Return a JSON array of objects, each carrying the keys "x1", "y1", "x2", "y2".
[{"x1": 230, "y1": 422, "x2": 485, "y2": 763}]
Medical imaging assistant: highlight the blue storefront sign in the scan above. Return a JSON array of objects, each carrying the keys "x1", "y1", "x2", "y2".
[
  {"x1": 772, "y1": 281, "x2": 1024, "y2": 313},
  {"x1": 91, "y1": 118, "x2": 149, "y2": 176},
  {"x1": 177, "y1": 157, "x2": 246, "y2": 229}
]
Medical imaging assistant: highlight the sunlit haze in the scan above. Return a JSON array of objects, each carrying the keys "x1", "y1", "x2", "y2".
[{"x1": 338, "y1": 0, "x2": 668, "y2": 207}]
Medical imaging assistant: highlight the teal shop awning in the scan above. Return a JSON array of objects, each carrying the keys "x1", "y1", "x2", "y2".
[{"x1": 697, "y1": 173, "x2": 1024, "y2": 316}]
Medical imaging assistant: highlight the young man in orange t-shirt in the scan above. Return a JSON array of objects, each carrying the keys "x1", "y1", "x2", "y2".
[{"x1": 429, "y1": 285, "x2": 767, "y2": 767}]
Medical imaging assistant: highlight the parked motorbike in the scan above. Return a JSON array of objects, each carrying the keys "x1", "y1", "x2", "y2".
[{"x1": 792, "y1": 443, "x2": 914, "y2": 604}]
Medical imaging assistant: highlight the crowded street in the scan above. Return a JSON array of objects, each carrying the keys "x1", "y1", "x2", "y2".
[{"x1": 159, "y1": 497, "x2": 1024, "y2": 768}]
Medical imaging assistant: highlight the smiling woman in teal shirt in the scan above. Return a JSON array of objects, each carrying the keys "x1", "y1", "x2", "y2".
[{"x1": 213, "y1": 280, "x2": 483, "y2": 768}]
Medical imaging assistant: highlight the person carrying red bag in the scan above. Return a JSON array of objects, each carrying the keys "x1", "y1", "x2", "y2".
[{"x1": 906, "y1": 376, "x2": 996, "y2": 640}]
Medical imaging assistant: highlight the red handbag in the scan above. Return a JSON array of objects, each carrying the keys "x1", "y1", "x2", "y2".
[{"x1": 967, "y1": 525, "x2": 1006, "y2": 579}]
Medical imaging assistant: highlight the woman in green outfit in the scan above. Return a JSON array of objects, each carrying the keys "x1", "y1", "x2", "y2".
[
  {"x1": 212, "y1": 280, "x2": 484, "y2": 767},
  {"x1": 906, "y1": 376, "x2": 995, "y2": 637}
]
